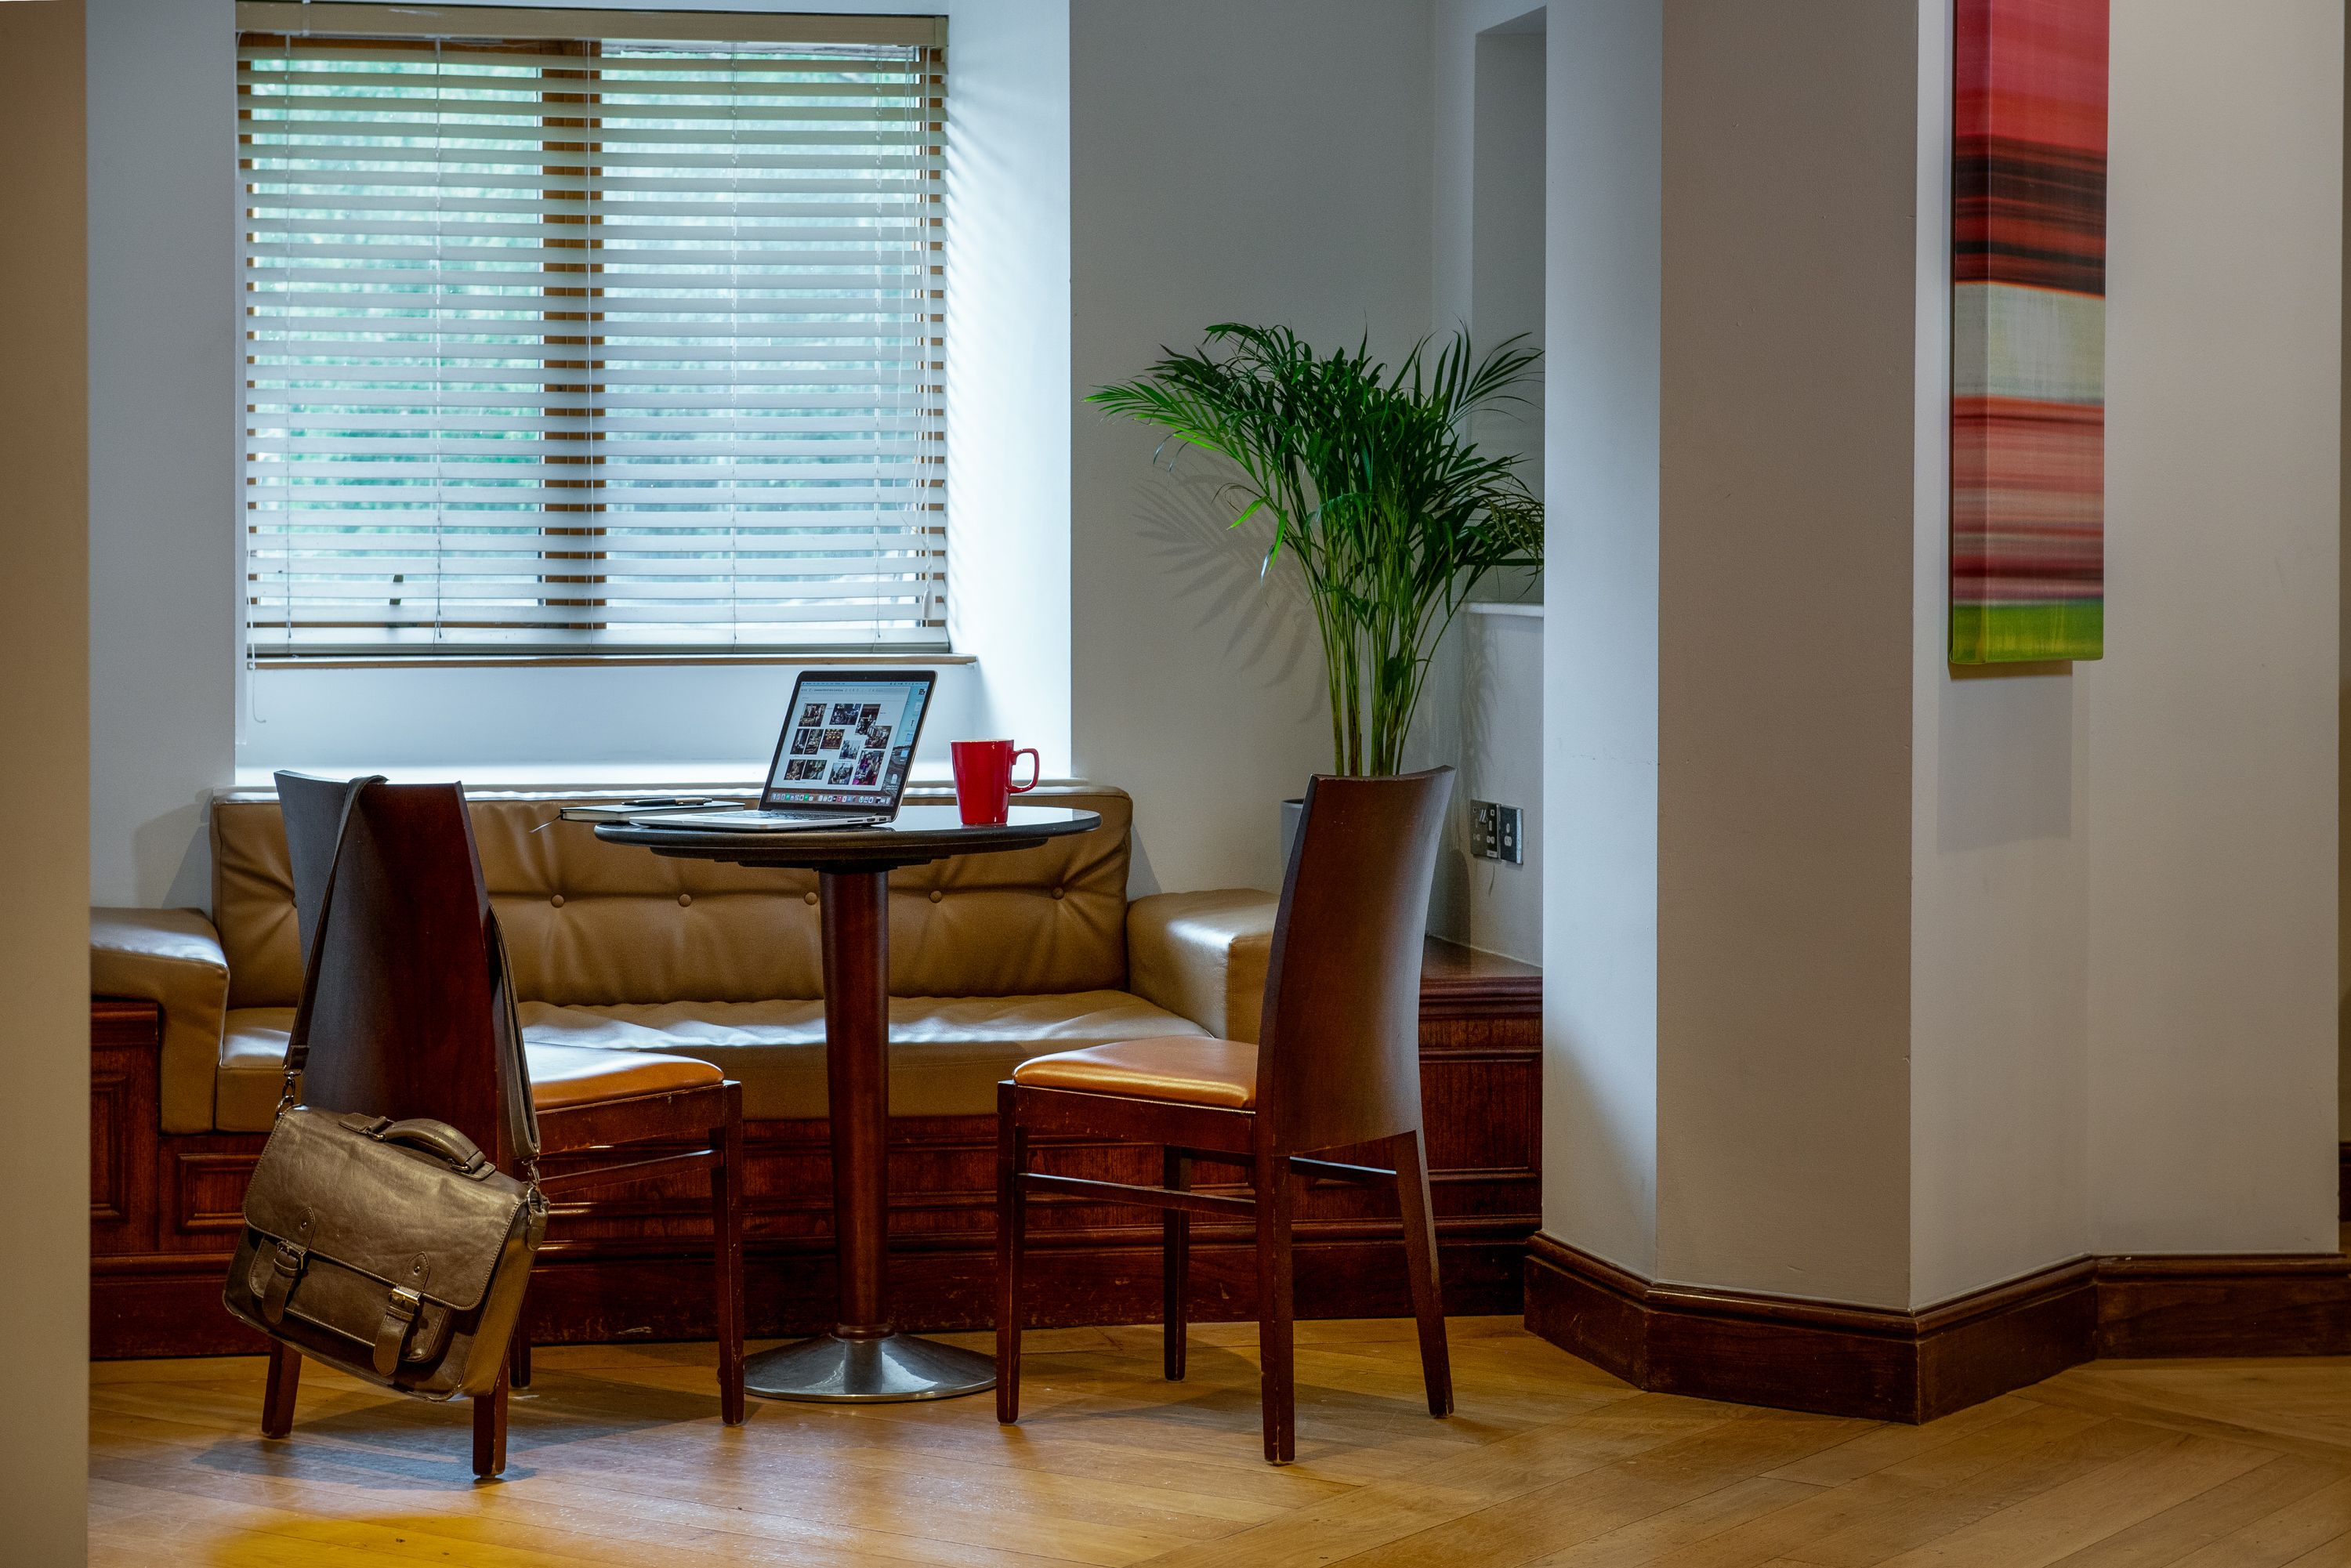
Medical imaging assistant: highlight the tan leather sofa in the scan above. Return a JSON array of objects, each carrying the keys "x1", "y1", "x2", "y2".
[{"x1": 93, "y1": 783, "x2": 1277, "y2": 1135}]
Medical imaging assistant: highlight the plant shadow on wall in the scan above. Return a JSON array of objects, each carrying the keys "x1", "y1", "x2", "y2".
[
  {"x1": 1127, "y1": 462, "x2": 1324, "y2": 731},
  {"x1": 1093, "y1": 324, "x2": 1545, "y2": 777}
]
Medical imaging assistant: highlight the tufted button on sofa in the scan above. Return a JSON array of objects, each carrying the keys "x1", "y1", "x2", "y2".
[{"x1": 92, "y1": 782, "x2": 1278, "y2": 1135}]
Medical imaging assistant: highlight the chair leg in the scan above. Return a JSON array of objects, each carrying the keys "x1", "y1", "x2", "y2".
[
  {"x1": 712, "y1": 1101, "x2": 747, "y2": 1425},
  {"x1": 1391, "y1": 1127, "x2": 1454, "y2": 1418},
  {"x1": 509, "y1": 1313, "x2": 531, "y2": 1390},
  {"x1": 473, "y1": 1363, "x2": 509, "y2": 1480},
  {"x1": 1163, "y1": 1147, "x2": 1190, "y2": 1382},
  {"x1": 260, "y1": 1341, "x2": 302, "y2": 1439},
  {"x1": 994, "y1": 1089, "x2": 1027, "y2": 1425},
  {"x1": 1255, "y1": 1149, "x2": 1295, "y2": 1465}
]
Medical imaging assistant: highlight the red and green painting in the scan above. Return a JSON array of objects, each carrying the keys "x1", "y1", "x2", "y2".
[{"x1": 1951, "y1": 0, "x2": 2107, "y2": 663}]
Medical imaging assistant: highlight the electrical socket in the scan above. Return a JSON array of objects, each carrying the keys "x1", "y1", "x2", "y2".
[{"x1": 1471, "y1": 801, "x2": 1523, "y2": 864}]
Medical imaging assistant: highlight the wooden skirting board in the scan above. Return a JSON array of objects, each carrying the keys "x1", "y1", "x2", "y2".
[
  {"x1": 2095, "y1": 1251, "x2": 2351, "y2": 1360},
  {"x1": 1525, "y1": 1232, "x2": 2351, "y2": 1425},
  {"x1": 91, "y1": 940, "x2": 1545, "y2": 1360}
]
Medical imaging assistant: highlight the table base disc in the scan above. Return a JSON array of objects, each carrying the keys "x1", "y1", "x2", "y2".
[{"x1": 743, "y1": 1332, "x2": 996, "y2": 1403}]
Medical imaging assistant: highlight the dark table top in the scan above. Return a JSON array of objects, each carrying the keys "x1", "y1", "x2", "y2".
[{"x1": 594, "y1": 804, "x2": 1102, "y2": 871}]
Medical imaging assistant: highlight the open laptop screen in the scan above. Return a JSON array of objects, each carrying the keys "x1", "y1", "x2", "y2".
[{"x1": 762, "y1": 674, "x2": 933, "y2": 811}]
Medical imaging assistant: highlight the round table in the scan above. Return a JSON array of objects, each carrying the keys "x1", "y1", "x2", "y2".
[{"x1": 595, "y1": 805, "x2": 1102, "y2": 1403}]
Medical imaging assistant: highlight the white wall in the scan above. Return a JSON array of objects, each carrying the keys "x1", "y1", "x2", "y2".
[
  {"x1": 1428, "y1": 0, "x2": 1545, "y2": 955},
  {"x1": 1, "y1": 0, "x2": 92, "y2": 1555},
  {"x1": 1909, "y1": 0, "x2": 2348, "y2": 1296},
  {"x1": 87, "y1": 0, "x2": 236, "y2": 908},
  {"x1": 1655, "y1": 0, "x2": 1921, "y2": 1309},
  {"x1": 90, "y1": 0, "x2": 1074, "y2": 903},
  {"x1": 1069, "y1": 0, "x2": 1437, "y2": 896},
  {"x1": 1907, "y1": 0, "x2": 2344, "y2": 1305},
  {"x1": 942, "y1": 0, "x2": 1072, "y2": 772},
  {"x1": 239, "y1": 657, "x2": 984, "y2": 778},
  {"x1": 1468, "y1": 14, "x2": 1546, "y2": 498},
  {"x1": 2086, "y1": 0, "x2": 2342, "y2": 1258},
  {"x1": 1536, "y1": 0, "x2": 2342, "y2": 1313},
  {"x1": 1438, "y1": 0, "x2": 1547, "y2": 483},
  {"x1": 1540, "y1": 0, "x2": 1661, "y2": 1278},
  {"x1": 1462, "y1": 604, "x2": 1542, "y2": 962},
  {"x1": 1435, "y1": 0, "x2": 1539, "y2": 333},
  {"x1": 1906, "y1": 0, "x2": 2091, "y2": 1309}
]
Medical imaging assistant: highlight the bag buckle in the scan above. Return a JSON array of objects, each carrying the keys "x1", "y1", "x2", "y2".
[
  {"x1": 372, "y1": 1286, "x2": 423, "y2": 1377},
  {"x1": 259, "y1": 1240, "x2": 306, "y2": 1326}
]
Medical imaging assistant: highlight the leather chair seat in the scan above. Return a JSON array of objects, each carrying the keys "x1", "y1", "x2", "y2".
[
  {"x1": 525, "y1": 1041, "x2": 723, "y2": 1110},
  {"x1": 1010, "y1": 1034, "x2": 1258, "y2": 1110},
  {"x1": 216, "y1": 990, "x2": 1208, "y2": 1131}
]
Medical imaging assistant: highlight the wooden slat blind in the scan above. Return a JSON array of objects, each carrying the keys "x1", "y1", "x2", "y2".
[{"x1": 237, "y1": 5, "x2": 947, "y2": 657}]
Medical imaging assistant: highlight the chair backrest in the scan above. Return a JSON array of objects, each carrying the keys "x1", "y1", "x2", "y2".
[
  {"x1": 1255, "y1": 767, "x2": 1454, "y2": 1154},
  {"x1": 277, "y1": 773, "x2": 508, "y2": 1161}
]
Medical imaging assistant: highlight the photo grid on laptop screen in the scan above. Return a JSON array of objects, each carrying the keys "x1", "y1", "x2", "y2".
[{"x1": 765, "y1": 679, "x2": 930, "y2": 809}]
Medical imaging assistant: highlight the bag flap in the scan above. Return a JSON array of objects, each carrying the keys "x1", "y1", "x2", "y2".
[{"x1": 243, "y1": 1106, "x2": 527, "y2": 1311}]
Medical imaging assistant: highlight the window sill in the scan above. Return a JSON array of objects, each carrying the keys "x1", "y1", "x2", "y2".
[{"x1": 248, "y1": 650, "x2": 976, "y2": 671}]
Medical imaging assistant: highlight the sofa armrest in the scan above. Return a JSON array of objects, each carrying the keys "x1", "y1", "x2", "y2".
[
  {"x1": 1127, "y1": 889, "x2": 1278, "y2": 1045},
  {"x1": 91, "y1": 907, "x2": 229, "y2": 1135}
]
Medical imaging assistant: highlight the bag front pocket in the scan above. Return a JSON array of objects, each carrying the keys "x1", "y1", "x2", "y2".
[{"x1": 244, "y1": 1233, "x2": 459, "y2": 1371}]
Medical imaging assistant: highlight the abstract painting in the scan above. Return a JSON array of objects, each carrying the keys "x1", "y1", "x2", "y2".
[{"x1": 1951, "y1": 0, "x2": 2107, "y2": 663}]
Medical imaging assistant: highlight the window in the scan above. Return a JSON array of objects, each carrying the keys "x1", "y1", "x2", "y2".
[{"x1": 236, "y1": 4, "x2": 947, "y2": 659}]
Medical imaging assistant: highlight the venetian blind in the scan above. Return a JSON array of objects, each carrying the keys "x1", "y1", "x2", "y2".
[{"x1": 236, "y1": 4, "x2": 947, "y2": 657}]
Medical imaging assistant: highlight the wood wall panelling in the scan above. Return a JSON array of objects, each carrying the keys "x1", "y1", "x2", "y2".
[{"x1": 88, "y1": 1000, "x2": 159, "y2": 1253}]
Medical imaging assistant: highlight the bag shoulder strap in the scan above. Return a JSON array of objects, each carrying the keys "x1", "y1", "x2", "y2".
[{"x1": 279, "y1": 774, "x2": 384, "y2": 1103}]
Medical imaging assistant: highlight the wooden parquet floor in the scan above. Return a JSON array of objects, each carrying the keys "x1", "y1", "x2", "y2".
[{"x1": 89, "y1": 1314, "x2": 2351, "y2": 1568}]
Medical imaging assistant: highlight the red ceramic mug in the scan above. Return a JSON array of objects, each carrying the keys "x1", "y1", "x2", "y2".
[{"x1": 951, "y1": 739, "x2": 1041, "y2": 825}]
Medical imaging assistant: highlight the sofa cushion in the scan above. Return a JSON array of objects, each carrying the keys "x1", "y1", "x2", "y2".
[
  {"x1": 216, "y1": 990, "x2": 1208, "y2": 1130},
  {"x1": 212, "y1": 784, "x2": 1135, "y2": 1011}
]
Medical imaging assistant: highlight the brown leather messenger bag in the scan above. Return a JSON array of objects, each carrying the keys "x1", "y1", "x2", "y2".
[{"x1": 223, "y1": 776, "x2": 548, "y2": 1400}]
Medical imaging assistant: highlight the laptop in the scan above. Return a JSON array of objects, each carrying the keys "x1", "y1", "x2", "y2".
[{"x1": 644, "y1": 669, "x2": 938, "y2": 832}]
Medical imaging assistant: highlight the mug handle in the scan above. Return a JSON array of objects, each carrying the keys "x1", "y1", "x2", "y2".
[{"x1": 1008, "y1": 747, "x2": 1041, "y2": 795}]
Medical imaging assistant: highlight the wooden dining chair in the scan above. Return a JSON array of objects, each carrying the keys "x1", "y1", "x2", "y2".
[
  {"x1": 265, "y1": 773, "x2": 747, "y2": 1479},
  {"x1": 994, "y1": 766, "x2": 1455, "y2": 1464}
]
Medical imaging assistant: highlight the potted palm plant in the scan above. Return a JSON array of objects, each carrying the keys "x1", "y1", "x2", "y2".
[{"x1": 1092, "y1": 324, "x2": 1542, "y2": 796}]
